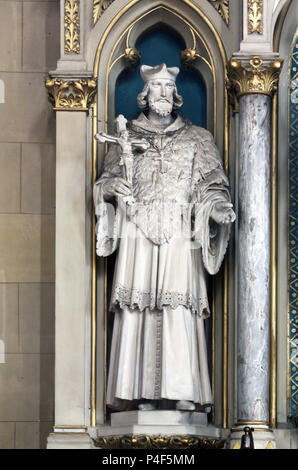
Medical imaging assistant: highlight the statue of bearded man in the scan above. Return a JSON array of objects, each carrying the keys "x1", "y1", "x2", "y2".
[{"x1": 93, "y1": 64, "x2": 235, "y2": 412}]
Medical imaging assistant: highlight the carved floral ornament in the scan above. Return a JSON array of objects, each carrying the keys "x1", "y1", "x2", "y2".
[
  {"x1": 209, "y1": 0, "x2": 229, "y2": 25},
  {"x1": 248, "y1": 0, "x2": 263, "y2": 34},
  {"x1": 92, "y1": 0, "x2": 229, "y2": 26},
  {"x1": 226, "y1": 56, "x2": 283, "y2": 110},
  {"x1": 94, "y1": 434, "x2": 225, "y2": 449},
  {"x1": 64, "y1": 0, "x2": 80, "y2": 54},
  {"x1": 45, "y1": 78, "x2": 97, "y2": 111},
  {"x1": 93, "y1": 0, "x2": 114, "y2": 25}
]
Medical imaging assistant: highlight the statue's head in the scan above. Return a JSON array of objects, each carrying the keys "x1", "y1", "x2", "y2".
[{"x1": 137, "y1": 63, "x2": 183, "y2": 117}]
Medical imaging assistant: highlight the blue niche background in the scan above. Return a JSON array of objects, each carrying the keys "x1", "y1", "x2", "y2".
[{"x1": 115, "y1": 27, "x2": 207, "y2": 127}]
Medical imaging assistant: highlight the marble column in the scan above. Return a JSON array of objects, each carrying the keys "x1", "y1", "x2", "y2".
[
  {"x1": 237, "y1": 93, "x2": 271, "y2": 425},
  {"x1": 227, "y1": 56, "x2": 282, "y2": 448}
]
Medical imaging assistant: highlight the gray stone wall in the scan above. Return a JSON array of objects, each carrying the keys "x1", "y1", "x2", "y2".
[{"x1": 0, "y1": 0, "x2": 59, "y2": 449}]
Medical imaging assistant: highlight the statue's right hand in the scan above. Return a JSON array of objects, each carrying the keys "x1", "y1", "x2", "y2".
[{"x1": 102, "y1": 177, "x2": 132, "y2": 199}]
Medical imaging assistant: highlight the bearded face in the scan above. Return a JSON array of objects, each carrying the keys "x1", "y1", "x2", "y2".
[
  {"x1": 148, "y1": 96, "x2": 173, "y2": 117},
  {"x1": 148, "y1": 79, "x2": 175, "y2": 117}
]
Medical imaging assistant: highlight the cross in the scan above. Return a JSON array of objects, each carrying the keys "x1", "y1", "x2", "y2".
[
  {"x1": 147, "y1": 148, "x2": 172, "y2": 174},
  {"x1": 115, "y1": 114, "x2": 128, "y2": 136},
  {"x1": 95, "y1": 114, "x2": 149, "y2": 185}
]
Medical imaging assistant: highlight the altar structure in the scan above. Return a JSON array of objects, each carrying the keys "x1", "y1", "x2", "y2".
[{"x1": 44, "y1": 0, "x2": 298, "y2": 449}]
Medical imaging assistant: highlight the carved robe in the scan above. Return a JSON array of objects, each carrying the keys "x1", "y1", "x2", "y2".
[{"x1": 94, "y1": 114, "x2": 232, "y2": 405}]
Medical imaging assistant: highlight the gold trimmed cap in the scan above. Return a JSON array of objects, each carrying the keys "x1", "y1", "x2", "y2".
[{"x1": 140, "y1": 63, "x2": 179, "y2": 83}]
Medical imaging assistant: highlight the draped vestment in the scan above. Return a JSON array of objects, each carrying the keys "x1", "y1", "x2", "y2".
[{"x1": 94, "y1": 114, "x2": 231, "y2": 405}]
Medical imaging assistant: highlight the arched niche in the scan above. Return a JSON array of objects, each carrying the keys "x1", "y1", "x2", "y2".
[
  {"x1": 114, "y1": 26, "x2": 207, "y2": 128},
  {"x1": 91, "y1": 2, "x2": 231, "y2": 428}
]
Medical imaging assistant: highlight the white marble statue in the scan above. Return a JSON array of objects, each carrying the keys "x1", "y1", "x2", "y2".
[{"x1": 93, "y1": 63, "x2": 235, "y2": 412}]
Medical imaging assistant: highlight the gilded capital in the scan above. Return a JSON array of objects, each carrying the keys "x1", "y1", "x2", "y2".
[
  {"x1": 226, "y1": 56, "x2": 283, "y2": 109},
  {"x1": 45, "y1": 78, "x2": 97, "y2": 111}
]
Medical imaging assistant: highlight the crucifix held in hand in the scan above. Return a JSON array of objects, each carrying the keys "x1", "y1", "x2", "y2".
[{"x1": 95, "y1": 114, "x2": 149, "y2": 187}]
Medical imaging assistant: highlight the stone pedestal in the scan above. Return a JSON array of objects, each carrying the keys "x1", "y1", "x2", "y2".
[
  {"x1": 227, "y1": 426, "x2": 276, "y2": 449},
  {"x1": 94, "y1": 411, "x2": 222, "y2": 449},
  {"x1": 47, "y1": 433, "x2": 93, "y2": 449},
  {"x1": 111, "y1": 410, "x2": 208, "y2": 427}
]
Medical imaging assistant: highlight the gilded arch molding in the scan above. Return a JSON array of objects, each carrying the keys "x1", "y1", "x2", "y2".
[
  {"x1": 90, "y1": 0, "x2": 231, "y2": 429},
  {"x1": 92, "y1": 0, "x2": 230, "y2": 26}
]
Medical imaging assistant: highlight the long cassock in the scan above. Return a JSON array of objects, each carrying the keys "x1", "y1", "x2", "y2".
[{"x1": 94, "y1": 113, "x2": 232, "y2": 406}]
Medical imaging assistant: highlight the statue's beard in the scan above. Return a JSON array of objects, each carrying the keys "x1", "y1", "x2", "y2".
[{"x1": 149, "y1": 98, "x2": 173, "y2": 117}]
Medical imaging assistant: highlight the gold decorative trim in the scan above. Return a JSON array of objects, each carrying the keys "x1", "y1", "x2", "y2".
[
  {"x1": 248, "y1": 0, "x2": 263, "y2": 35},
  {"x1": 233, "y1": 421, "x2": 269, "y2": 428},
  {"x1": 232, "y1": 441, "x2": 241, "y2": 449},
  {"x1": 91, "y1": 99, "x2": 98, "y2": 427},
  {"x1": 270, "y1": 92, "x2": 277, "y2": 429},
  {"x1": 53, "y1": 425, "x2": 87, "y2": 429},
  {"x1": 208, "y1": 0, "x2": 229, "y2": 25},
  {"x1": 227, "y1": 56, "x2": 283, "y2": 101},
  {"x1": 45, "y1": 78, "x2": 97, "y2": 111},
  {"x1": 94, "y1": 434, "x2": 225, "y2": 449},
  {"x1": 93, "y1": 0, "x2": 114, "y2": 26},
  {"x1": 266, "y1": 441, "x2": 275, "y2": 449},
  {"x1": 273, "y1": 0, "x2": 291, "y2": 52},
  {"x1": 49, "y1": 432, "x2": 89, "y2": 435},
  {"x1": 180, "y1": 29, "x2": 212, "y2": 72},
  {"x1": 64, "y1": 0, "x2": 80, "y2": 54}
]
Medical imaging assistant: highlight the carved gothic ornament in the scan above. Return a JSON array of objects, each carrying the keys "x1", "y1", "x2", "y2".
[
  {"x1": 248, "y1": 0, "x2": 263, "y2": 34},
  {"x1": 226, "y1": 56, "x2": 283, "y2": 111},
  {"x1": 64, "y1": 0, "x2": 80, "y2": 54},
  {"x1": 45, "y1": 78, "x2": 97, "y2": 111},
  {"x1": 93, "y1": 0, "x2": 114, "y2": 25},
  {"x1": 94, "y1": 434, "x2": 225, "y2": 449},
  {"x1": 208, "y1": 0, "x2": 229, "y2": 25},
  {"x1": 92, "y1": 1, "x2": 229, "y2": 26}
]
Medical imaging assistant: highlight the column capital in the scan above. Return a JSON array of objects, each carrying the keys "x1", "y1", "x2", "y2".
[
  {"x1": 226, "y1": 55, "x2": 283, "y2": 112},
  {"x1": 45, "y1": 76, "x2": 97, "y2": 111}
]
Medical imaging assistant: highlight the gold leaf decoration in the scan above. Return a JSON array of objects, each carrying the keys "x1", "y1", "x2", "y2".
[
  {"x1": 93, "y1": 0, "x2": 114, "y2": 26},
  {"x1": 208, "y1": 0, "x2": 229, "y2": 25},
  {"x1": 45, "y1": 78, "x2": 97, "y2": 111},
  {"x1": 64, "y1": 0, "x2": 80, "y2": 54},
  {"x1": 94, "y1": 434, "x2": 226, "y2": 449},
  {"x1": 226, "y1": 56, "x2": 283, "y2": 112},
  {"x1": 248, "y1": 0, "x2": 263, "y2": 34}
]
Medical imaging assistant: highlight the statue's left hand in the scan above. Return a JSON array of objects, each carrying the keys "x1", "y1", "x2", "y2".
[{"x1": 211, "y1": 201, "x2": 236, "y2": 225}]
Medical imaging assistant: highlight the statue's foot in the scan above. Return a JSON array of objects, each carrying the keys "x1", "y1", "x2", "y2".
[
  {"x1": 176, "y1": 400, "x2": 196, "y2": 411},
  {"x1": 138, "y1": 401, "x2": 157, "y2": 411}
]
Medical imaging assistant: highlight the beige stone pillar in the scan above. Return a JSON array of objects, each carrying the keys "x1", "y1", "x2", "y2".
[{"x1": 45, "y1": 77, "x2": 96, "y2": 448}]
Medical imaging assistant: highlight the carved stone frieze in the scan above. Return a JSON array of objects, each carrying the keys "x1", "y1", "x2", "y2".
[
  {"x1": 94, "y1": 434, "x2": 225, "y2": 449},
  {"x1": 64, "y1": 0, "x2": 80, "y2": 54},
  {"x1": 248, "y1": 0, "x2": 263, "y2": 34},
  {"x1": 45, "y1": 78, "x2": 97, "y2": 111},
  {"x1": 93, "y1": 0, "x2": 114, "y2": 25},
  {"x1": 208, "y1": 0, "x2": 229, "y2": 25},
  {"x1": 226, "y1": 56, "x2": 283, "y2": 110}
]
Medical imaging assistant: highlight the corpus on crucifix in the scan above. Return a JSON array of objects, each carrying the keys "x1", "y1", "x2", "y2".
[{"x1": 93, "y1": 63, "x2": 235, "y2": 412}]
